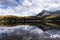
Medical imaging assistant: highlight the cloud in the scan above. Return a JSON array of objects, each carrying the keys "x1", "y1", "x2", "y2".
[
  {"x1": 44, "y1": 0, "x2": 60, "y2": 11},
  {"x1": 0, "y1": 0, "x2": 60, "y2": 16},
  {"x1": 0, "y1": 0, "x2": 19, "y2": 7},
  {"x1": 0, "y1": 0, "x2": 44, "y2": 16},
  {"x1": 0, "y1": 0, "x2": 60, "y2": 38}
]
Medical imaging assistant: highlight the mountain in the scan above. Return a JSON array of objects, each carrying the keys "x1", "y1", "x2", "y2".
[
  {"x1": 37, "y1": 10, "x2": 50, "y2": 16},
  {"x1": 37, "y1": 10, "x2": 60, "y2": 16},
  {"x1": 50, "y1": 10, "x2": 60, "y2": 14}
]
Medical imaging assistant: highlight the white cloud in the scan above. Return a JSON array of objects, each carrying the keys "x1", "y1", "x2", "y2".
[
  {"x1": 44, "y1": 0, "x2": 60, "y2": 11},
  {"x1": 52, "y1": 34, "x2": 60, "y2": 38},
  {"x1": 0, "y1": 0, "x2": 60, "y2": 15},
  {"x1": 0, "y1": 0, "x2": 60, "y2": 38},
  {"x1": 0, "y1": 0, "x2": 45, "y2": 16}
]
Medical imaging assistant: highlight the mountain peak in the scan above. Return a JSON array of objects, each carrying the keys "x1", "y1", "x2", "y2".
[{"x1": 37, "y1": 10, "x2": 50, "y2": 16}]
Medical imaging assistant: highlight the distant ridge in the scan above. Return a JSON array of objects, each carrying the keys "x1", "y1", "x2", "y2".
[
  {"x1": 50, "y1": 10, "x2": 60, "y2": 14},
  {"x1": 37, "y1": 10, "x2": 60, "y2": 16},
  {"x1": 37, "y1": 10, "x2": 50, "y2": 16}
]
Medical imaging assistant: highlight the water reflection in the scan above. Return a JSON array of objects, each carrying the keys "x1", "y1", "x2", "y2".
[{"x1": 0, "y1": 14, "x2": 60, "y2": 31}]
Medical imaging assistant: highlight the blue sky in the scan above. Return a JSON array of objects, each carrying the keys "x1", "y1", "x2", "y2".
[
  {"x1": 0, "y1": 0, "x2": 60, "y2": 38},
  {"x1": 0, "y1": 0, "x2": 60, "y2": 16}
]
